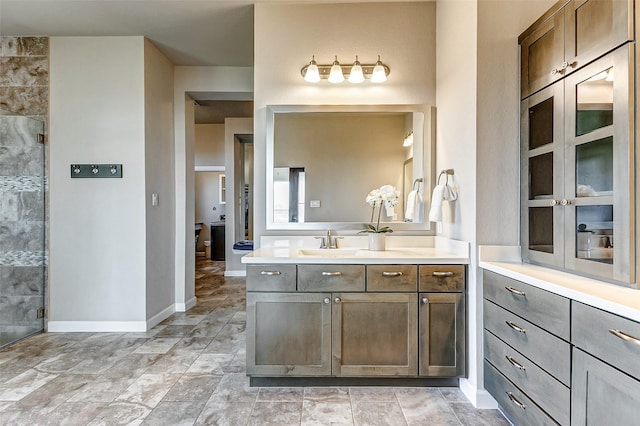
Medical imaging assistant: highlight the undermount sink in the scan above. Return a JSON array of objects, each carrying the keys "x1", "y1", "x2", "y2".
[{"x1": 297, "y1": 248, "x2": 361, "y2": 257}]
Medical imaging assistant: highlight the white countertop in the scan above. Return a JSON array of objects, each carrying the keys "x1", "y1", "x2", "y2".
[
  {"x1": 479, "y1": 245, "x2": 640, "y2": 323},
  {"x1": 241, "y1": 236, "x2": 470, "y2": 265}
]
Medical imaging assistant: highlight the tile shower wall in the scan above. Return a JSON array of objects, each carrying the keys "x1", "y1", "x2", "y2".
[{"x1": 0, "y1": 36, "x2": 49, "y2": 346}]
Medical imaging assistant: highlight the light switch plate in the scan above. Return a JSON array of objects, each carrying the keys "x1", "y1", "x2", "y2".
[
  {"x1": 70, "y1": 164, "x2": 122, "y2": 178},
  {"x1": 310, "y1": 200, "x2": 321, "y2": 208}
]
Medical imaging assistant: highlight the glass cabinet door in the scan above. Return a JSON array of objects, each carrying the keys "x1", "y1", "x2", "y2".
[
  {"x1": 521, "y1": 82, "x2": 565, "y2": 267},
  {"x1": 564, "y1": 44, "x2": 634, "y2": 283}
]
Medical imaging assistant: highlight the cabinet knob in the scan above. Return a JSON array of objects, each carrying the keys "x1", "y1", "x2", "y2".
[
  {"x1": 323, "y1": 297, "x2": 331, "y2": 304},
  {"x1": 551, "y1": 67, "x2": 563, "y2": 76},
  {"x1": 421, "y1": 297, "x2": 429, "y2": 305},
  {"x1": 560, "y1": 198, "x2": 571, "y2": 206},
  {"x1": 550, "y1": 199, "x2": 559, "y2": 206},
  {"x1": 334, "y1": 297, "x2": 342, "y2": 304}
]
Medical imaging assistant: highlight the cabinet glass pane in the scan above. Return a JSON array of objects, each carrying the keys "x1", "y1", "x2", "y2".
[
  {"x1": 529, "y1": 152, "x2": 554, "y2": 199},
  {"x1": 529, "y1": 97, "x2": 554, "y2": 149},
  {"x1": 529, "y1": 206, "x2": 554, "y2": 253},
  {"x1": 576, "y1": 205, "x2": 613, "y2": 264},
  {"x1": 576, "y1": 137, "x2": 613, "y2": 197},
  {"x1": 576, "y1": 67, "x2": 613, "y2": 136}
]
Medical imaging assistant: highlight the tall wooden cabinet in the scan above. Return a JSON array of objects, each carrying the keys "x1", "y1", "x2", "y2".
[{"x1": 520, "y1": 0, "x2": 636, "y2": 285}]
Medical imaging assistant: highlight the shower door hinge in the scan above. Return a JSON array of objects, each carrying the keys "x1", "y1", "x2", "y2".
[
  {"x1": 37, "y1": 308, "x2": 46, "y2": 319},
  {"x1": 37, "y1": 133, "x2": 45, "y2": 144}
]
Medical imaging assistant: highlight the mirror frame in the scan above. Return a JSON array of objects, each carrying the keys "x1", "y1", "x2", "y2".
[{"x1": 266, "y1": 104, "x2": 435, "y2": 231}]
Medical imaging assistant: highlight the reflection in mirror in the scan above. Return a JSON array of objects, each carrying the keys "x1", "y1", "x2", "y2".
[
  {"x1": 576, "y1": 67, "x2": 613, "y2": 136},
  {"x1": 266, "y1": 105, "x2": 434, "y2": 231}
]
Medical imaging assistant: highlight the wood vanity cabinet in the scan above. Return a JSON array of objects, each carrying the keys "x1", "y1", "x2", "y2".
[
  {"x1": 520, "y1": 0, "x2": 633, "y2": 99},
  {"x1": 520, "y1": 19, "x2": 635, "y2": 284},
  {"x1": 246, "y1": 263, "x2": 466, "y2": 379}
]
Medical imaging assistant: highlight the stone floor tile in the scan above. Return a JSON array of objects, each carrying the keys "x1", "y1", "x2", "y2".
[
  {"x1": 143, "y1": 349, "x2": 201, "y2": 375},
  {"x1": 141, "y1": 400, "x2": 205, "y2": 426},
  {"x1": 301, "y1": 398, "x2": 354, "y2": 426},
  {"x1": 115, "y1": 373, "x2": 181, "y2": 408},
  {"x1": 162, "y1": 374, "x2": 222, "y2": 402},
  {"x1": 86, "y1": 401, "x2": 152, "y2": 426},
  {"x1": 133, "y1": 337, "x2": 181, "y2": 354},
  {"x1": 185, "y1": 353, "x2": 234, "y2": 375},
  {"x1": 395, "y1": 387, "x2": 461, "y2": 425},
  {"x1": 351, "y1": 400, "x2": 408, "y2": 426},
  {"x1": 0, "y1": 369, "x2": 58, "y2": 401},
  {"x1": 14, "y1": 373, "x2": 94, "y2": 412},
  {"x1": 448, "y1": 402, "x2": 512, "y2": 426},
  {"x1": 249, "y1": 401, "x2": 303, "y2": 425},
  {"x1": 349, "y1": 386, "x2": 397, "y2": 402},
  {"x1": 42, "y1": 401, "x2": 107, "y2": 426},
  {"x1": 439, "y1": 387, "x2": 471, "y2": 403},
  {"x1": 257, "y1": 387, "x2": 304, "y2": 402}
]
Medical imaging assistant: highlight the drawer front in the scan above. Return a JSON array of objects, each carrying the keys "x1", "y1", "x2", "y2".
[
  {"x1": 419, "y1": 265, "x2": 465, "y2": 292},
  {"x1": 298, "y1": 265, "x2": 365, "y2": 292},
  {"x1": 484, "y1": 330, "x2": 569, "y2": 425},
  {"x1": 367, "y1": 265, "x2": 418, "y2": 292},
  {"x1": 484, "y1": 361, "x2": 558, "y2": 426},
  {"x1": 572, "y1": 301, "x2": 640, "y2": 379},
  {"x1": 246, "y1": 264, "x2": 297, "y2": 292},
  {"x1": 483, "y1": 300, "x2": 570, "y2": 385},
  {"x1": 483, "y1": 270, "x2": 570, "y2": 340}
]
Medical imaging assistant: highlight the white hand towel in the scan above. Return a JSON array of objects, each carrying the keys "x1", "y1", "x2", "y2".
[
  {"x1": 444, "y1": 183, "x2": 458, "y2": 201},
  {"x1": 428, "y1": 184, "x2": 445, "y2": 222},
  {"x1": 405, "y1": 190, "x2": 423, "y2": 222}
]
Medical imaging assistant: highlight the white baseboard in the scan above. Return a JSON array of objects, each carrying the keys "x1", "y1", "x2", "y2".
[
  {"x1": 459, "y1": 378, "x2": 499, "y2": 409},
  {"x1": 175, "y1": 296, "x2": 197, "y2": 312},
  {"x1": 47, "y1": 321, "x2": 147, "y2": 333},
  {"x1": 146, "y1": 304, "x2": 175, "y2": 329},
  {"x1": 224, "y1": 270, "x2": 246, "y2": 277}
]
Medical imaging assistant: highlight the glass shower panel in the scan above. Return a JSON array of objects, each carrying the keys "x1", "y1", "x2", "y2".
[{"x1": 0, "y1": 109, "x2": 45, "y2": 348}]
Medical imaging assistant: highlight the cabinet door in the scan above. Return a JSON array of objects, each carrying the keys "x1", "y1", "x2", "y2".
[
  {"x1": 246, "y1": 292, "x2": 331, "y2": 376},
  {"x1": 419, "y1": 293, "x2": 465, "y2": 377},
  {"x1": 572, "y1": 349, "x2": 640, "y2": 425},
  {"x1": 563, "y1": 45, "x2": 635, "y2": 283},
  {"x1": 521, "y1": 82, "x2": 565, "y2": 267},
  {"x1": 332, "y1": 292, "x2": 417, "y2": 376},
  {"x1": 564, "y1": 0, "x2": 633, "y2": 73},
  {"x1": 520, "y1": 8, "x2": 565, "y2": 98}
]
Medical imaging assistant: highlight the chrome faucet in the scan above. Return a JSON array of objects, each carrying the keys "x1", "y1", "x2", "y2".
[{"x1": 315, "y1": 230, "x2": 343, "y2": 249}]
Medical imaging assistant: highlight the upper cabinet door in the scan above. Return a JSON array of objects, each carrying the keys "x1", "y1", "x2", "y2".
[
  {"x1": 520, "y1": 0, "x2": 633, "y2": 100},
  {"x1": 520, "y1": 10, "x2": 565, "y2": 99},
  {"x1": 564, "y1": 0, "x2": 633, "y2": 73}
]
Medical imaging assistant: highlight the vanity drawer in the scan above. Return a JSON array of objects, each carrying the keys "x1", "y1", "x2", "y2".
[
  {"x1": 483, "y1": 270, "x2": 570, "y2": 340},
  {"x1": 298, "y1": 265, "x2": 365, "y2": 292},
  {"x1": 367, "y1": 265, "x2": 418, "y2": 292},
  {"x1": 572, "y1": 301, "x2": 640, "y2": 379},
  {"x1": 484, "y1": 300, "x2": 570, "y2": 386},
  {"x1": 484, "y1": 330, "x2": 569, "y2": 425},
  {"x1": 484, "y1": 360, "x2": 557, "y2": 426},
  {"x1": 246, "y1": 264, "x2": 297, "y2": 292},
  {"x1": 419, "y1": 265, "x2": 465, "y2": 292}
]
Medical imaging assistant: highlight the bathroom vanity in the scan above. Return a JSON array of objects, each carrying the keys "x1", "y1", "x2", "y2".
[{"x1": 241, "y1": 236, "x2": 469, "y2": 384}]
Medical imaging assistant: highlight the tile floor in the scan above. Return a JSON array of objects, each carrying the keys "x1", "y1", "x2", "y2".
[{"x1": 0, "y1": 259, "x2": 510, "y2": 425}]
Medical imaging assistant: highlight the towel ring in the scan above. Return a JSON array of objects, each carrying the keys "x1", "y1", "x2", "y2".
[{"x1": 413, "y1": 178, "x2": 423, "y2": 190}]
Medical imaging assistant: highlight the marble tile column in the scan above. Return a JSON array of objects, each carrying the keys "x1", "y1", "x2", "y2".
[{"x1": 0, "y1": 37, "x2": 49, "y2": 347}]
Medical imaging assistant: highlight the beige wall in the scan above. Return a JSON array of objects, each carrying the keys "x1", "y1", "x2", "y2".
[
  {"x1": 144, "y1": 38, "x2": 176, "y2": 322},
  {"x1": 195, "y1": 124, "x2": 225, "y2": 167},
  {"x1": 254, "y1": 1, "x2": 436, "y2": 240}
]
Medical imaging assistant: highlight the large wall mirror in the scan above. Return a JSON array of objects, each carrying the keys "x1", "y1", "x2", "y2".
[{"x1": 266, "y1": 104, "x2": 435, "y2": 231}]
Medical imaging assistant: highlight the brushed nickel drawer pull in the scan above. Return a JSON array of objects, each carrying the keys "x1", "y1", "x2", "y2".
[
  {"x1": 506, "y1": 392, "x2": 526, "y2": 410},
  {"x1": 432, "y1": 271, "x2": 454, "y2": 277},
  {"x1": 505, "y1": 286, "x2": 526, "y2": 296},
  {"x1": 260, "y1": 271, "x2": 281, "y2": 276},
  {"x1": 506, "y1": 321, "x2": 526, "y2": 333},
  {"x1": 609, "y1": 329, "x2": 640, "y2": 347},
  {"x1": 382, "y1": 271, "x2": 403, "y2": 277},
  {"x1": 505, "y1": 355, "x2": 526, "y2": 371},
  {"x1": 322, "y1": 271, "x2": 343, "y2": 276}
]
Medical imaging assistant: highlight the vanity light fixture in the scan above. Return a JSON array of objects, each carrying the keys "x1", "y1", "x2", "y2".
[
  {"x1": 328, "y1": 56, "x2": 345, "y2": 83},
  {"x1": 303, "y1": 56, "x2": 321, "y2": 83},
  {"x1": 301, "y1": 55, "x2": 390, "y2": 83}
]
